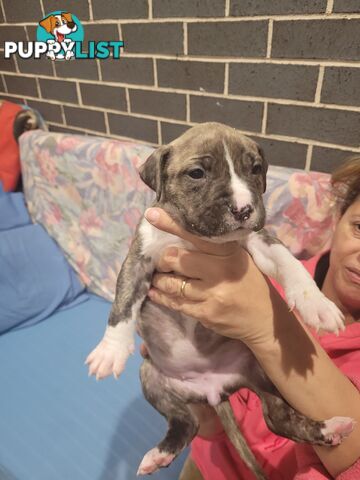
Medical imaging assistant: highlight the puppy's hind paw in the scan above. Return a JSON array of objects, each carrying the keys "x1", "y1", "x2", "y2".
[
  {"x1": 321, "y1": 416, "x2": 356, "y2": 446},
  {"x1": 137, "y1": 448, "x2": 175, "y2": 476}
]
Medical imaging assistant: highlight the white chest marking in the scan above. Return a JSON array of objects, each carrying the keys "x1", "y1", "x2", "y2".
[
  {"x1": 223, "y1": 142, "x2": 252, "y2": 211},
  {"x1": 139, "y1": 218, "x2": 193, "y2": 262}
]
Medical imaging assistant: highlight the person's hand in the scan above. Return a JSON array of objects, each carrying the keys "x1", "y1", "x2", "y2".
[{"x1": 144, "y1": 208, "x2": 286, "y2": 348}]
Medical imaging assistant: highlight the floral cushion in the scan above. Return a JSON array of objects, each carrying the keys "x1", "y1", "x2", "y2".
[
  {"x1": 19, "y1": 131, "x2": 335, "y2": 301},
  {"x1": 264, "y1": 166, "x2": 335, "y2": 259},
  {"x1": 20, "y1": 131, "x2": 155, "y2": 301}
]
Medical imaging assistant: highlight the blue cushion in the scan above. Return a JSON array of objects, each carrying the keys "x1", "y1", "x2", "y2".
[
  {"x1": 0, "y1": 295, "x2": 186, "y2": 479},
  {"x1": 0, "y1": 189, "x2": 87, "y2": 334}
]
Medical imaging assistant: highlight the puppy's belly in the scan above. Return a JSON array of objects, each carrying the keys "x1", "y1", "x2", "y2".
[{"x1": 140, "y1": 301, "x2": 256, "y2": 406}]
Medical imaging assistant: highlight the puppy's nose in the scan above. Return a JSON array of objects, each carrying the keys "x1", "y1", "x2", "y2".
[
  {"x1": 230, "y1": 204, "x2": 253, "y2": 222},
  {"x1": 67, "y1": 21, "x2": 75, "y2": 28}
]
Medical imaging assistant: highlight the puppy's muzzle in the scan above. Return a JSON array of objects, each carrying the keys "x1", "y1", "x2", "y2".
[{"x1": 230, "y1": 204, "x2": 254, "y2": 222}]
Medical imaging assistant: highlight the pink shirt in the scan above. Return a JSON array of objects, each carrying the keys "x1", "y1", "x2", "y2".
[{"x1": 191, "y1": 255, "x2": 360, "y2": 479}]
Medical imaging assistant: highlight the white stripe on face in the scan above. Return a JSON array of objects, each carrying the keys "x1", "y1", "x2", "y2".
[{"x1": 223, "y1": 142, "x2": 252, "y2": 211}]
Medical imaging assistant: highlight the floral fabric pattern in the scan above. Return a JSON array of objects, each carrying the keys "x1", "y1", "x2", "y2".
[
  {"x1": 20, "y1": 131, "x2": 155, "y2": 301},
  {"x1": 20, "y1": 131, "x2": 335, "y2": 301}
]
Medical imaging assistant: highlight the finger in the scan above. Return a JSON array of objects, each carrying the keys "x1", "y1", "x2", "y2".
[
  {"x1": 148, "y1": 288, "x2": 208, "y2": 321},
  {"x1": 144, "y1": 208, "x2": 238, "y2": 256},
  {"x1": 152, "y1": 273, "x2": 206, "y2": 301},
  {"x1": 156, "y1": 247, "x2": 224, "y2": 281}
]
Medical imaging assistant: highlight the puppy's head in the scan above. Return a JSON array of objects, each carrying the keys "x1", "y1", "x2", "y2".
[{"x1": 139, "y1": 122, "x2": 268, "y2": 240}]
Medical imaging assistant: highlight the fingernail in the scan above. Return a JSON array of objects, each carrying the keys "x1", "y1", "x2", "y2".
[
  {"x1": 166, "y1": 247, "x2": 178, "y2": 257},
  {"x1": 145, "y1": 208, "x2": 160, "y2": 224}
]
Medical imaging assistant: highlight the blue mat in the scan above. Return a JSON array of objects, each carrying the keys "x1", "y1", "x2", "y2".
[{"x1": 0, "y1": 295, "x2": 186, "y2": 480}]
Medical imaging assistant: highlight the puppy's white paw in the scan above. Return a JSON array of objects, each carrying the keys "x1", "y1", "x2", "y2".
[
  {"x1": 137, "y1": 448, "x2": 175, "y2": 476},
  {"x1": 321, "y1": 416, "x2": 356, "y2": 446},
  {"x1": 85, "y1": 339, "x2": 134, "y2": 380},
  {"x1": 286, "y1": 288, "x2": 345, "y2": 333}
]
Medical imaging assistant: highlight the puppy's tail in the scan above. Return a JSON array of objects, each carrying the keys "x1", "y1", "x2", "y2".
[{"x1": 214, "y1": 401, "x2": 267, "y2": 480}]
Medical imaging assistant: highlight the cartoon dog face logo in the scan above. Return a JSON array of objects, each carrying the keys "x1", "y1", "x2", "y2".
[
  {"x1": 39, "y1": 12, "x2": 77, "y2": 42},
  {"x1": 39, "y1": 12, "x2": 78, "y2": 60}
]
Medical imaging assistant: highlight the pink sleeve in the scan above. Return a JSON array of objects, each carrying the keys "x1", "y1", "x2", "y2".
[
  {"x1": 337, "y1": 458, "x2": 360, "y2": 480},
  {"x1": 335, "y1": 374, "x2": 360, "y2": 480},
  {"x1": 294, "y1": 374, "x2": 360, "y2": 480}
]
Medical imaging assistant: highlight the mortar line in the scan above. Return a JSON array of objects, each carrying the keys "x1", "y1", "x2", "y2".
[
  {"x1": 103, "y1": 53, "x2": 360, "y2": 68},
  {"x1": 125, "y1": 88, "x2": 130, "y2": 112},
  {"x1": 51, "y1": 58, "x2": 56, "y2": 76},
  {"x1": 148, "y1": 0, "x2": 153, "y2": 19},
  {"x1": 305, "y1": 145, "x2": 313, "y2": 171},
  {"x1": 225, "y1": 0, "x2": 230, "y2": 16},
  {"x1": 157, "y1": 120, "x2": 162, "y2": 144},
  {"x1": 60, "y1": 104, "x2": 66, "y2": 124},
  {"x1": 13, "y1": 55, "x2": 20, "y2": 74},
  {"x1": 76, "y1": 82, "x2": 82, "y2": 106},
  {"x1": 117, "y1": 23, "x2": 123, "y2": 42},
  {"x1": 224, "y1": 63, "x2": 229, "y2": 95},
  {"x1": 186, "y1": 93, "x2": 190, "y2": 122},
  {"x1": 326, "y1": 0, "x2": 335, "y2": 14},
  {"x1": 266, "y1": 19, "x2": 273, "y2": 58},
  {"x1": 153, "y1": 58, "x2": 158, "y2": 87},
  {"x1": 78, "y1": 13, "x2": 360, "y2": 23},
  {"x1": 24, "y1": 26, "x2": 30, "y2": 42},
  {"x1": 261, "y1": 102, "x2": 268, "y2": 134},
  {"x1": 315, "y1": 66, "x2": 325, "y2": 103},
  {"x1": 88, "y1": 0, "x2": 94, "y2": 21},
  {"x1": 35, "y1": 77, "x2": 41, "y2": 98},
  {"x1": 104, "y1": 111, "x2": 110, "y2": 135},
  {"x1": 39, "y1": 0, "x2": 45, "y2": 17},
  {"x1": 96, "y1": 59, "x2": 102, "y2": 81},
  {"x1": 0, "y1": 0, "x2": 6, "y2": 22},
  {"x1": 5, "y1": 13, "x2": 360, "y2": 26},
  {"x1": 1, "y1": 74, "x2": 8, "y2": 93},
  {"x1": 183, "y1": 22, "x2": 188, "y2": 56}
]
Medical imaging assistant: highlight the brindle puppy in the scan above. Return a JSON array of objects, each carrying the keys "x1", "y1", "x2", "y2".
[{"x1": 86, "y1": 123, "x2": 353, "y2": 479}]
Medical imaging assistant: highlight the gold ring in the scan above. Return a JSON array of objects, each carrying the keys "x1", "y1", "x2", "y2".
[{"x1": 180, "y1": 279, "x2": 188, "y2": 298}]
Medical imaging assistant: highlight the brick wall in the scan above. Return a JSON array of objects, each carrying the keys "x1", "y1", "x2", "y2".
[{"x1": 1, "y1": 0, "x2": 360, "y2": 172}]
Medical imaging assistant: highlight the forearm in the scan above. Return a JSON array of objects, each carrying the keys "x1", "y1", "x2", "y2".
[{"x1": 247, "y1": 282, "x2": 360, "y2": 477}]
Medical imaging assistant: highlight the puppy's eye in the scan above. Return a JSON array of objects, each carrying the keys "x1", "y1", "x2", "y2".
[
  {"x1": 188, "y1": 168, "x2": 205, "y2": 179},
  {"x1": 55, "y1": 21, "x2": 60, "y2": 26},
  {"x1": 252, "y1": 163, "x2": 262, "y2": 175}
]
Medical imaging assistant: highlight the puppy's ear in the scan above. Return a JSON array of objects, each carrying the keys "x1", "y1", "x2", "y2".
[
  {"x1": 39, "y1": 15, "x2": 55, "y2": 33},
  {"x1": 139, "y1": 146, "x2": 170, "y2": 201},
  {"x1": 62, "y1": 12, "x2": 72, "y2": 22},
  {"x1": 258, "y1": 146, "x2": 268, "y2": 193}
]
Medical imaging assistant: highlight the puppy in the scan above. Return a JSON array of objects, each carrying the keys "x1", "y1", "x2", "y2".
[
  {"x1": 86, "y1": 123, "x2": 354, "y2": 479},
  {"x1": 39, "y1": 12, "x2": 77, "y2": 60}
]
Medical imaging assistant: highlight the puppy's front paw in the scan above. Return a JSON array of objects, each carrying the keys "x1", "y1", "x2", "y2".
[
  {"x1": 85, "y1": 339, "x2": 134, "y2": 380},
  {"x1": 286, "y1": 288, "x2": 345, "y2": 333}
]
